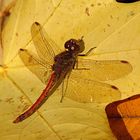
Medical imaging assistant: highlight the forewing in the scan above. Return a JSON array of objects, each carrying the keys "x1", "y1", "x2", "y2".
[
  {"x1": 65, "y1": 73, "x2": 121, "y2": 103},
  {"x1": 19, "y1": 49, "x2": 52, "y2": 84},
  {"x1": 31, "y1": 22, "x2": 61, "y2": 63},
  {"x1": 74, "y1": 57, "x2": 132, "y2": 81}
]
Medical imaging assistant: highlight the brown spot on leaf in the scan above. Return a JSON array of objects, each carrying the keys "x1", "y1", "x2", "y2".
[
  {"x1": 129, "y1": 11, "x2": 135, "y2": 16},
  {"x1": 85, "y1": 7, "x2": 90, "y2": 16},
  {"x1": 16, "y1": 32, "x2": 18, "y2": 36},
  {"x1": 19, "y1": 96, "x2": 26, "y2": 103},
  {"x1": 30, "y1": 88, "x2": 34, "y2": 92},
  {"x1": 110, "y1": 15, "x2": 113, "y2": 19},
  {"x1": 20, "y1": 48, "x2": 24, "y2": 51},
  {"x1": 5, "y1": 98, "x2": 14, "y2": 103},
  {"x1": 107, "y1": 24, "x2": 111, "y2": 27},
  {"x1": 111, "y1": 85, "x2": 118, "y2": 90}
]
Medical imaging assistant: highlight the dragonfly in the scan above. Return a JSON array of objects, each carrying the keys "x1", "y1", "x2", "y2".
[{"x1": 13, "y1": 22, "x2": 132, "y2": 123}]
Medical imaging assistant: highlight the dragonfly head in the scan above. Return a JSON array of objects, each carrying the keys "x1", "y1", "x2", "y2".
[{"x1": 64, "y1": 38, "x2": 85, "y2": 54}]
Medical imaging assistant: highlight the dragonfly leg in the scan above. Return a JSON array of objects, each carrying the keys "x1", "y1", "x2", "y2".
[
  {"x1": 78, "y1": 47, "x2": 96, "y2": 56},
  {"x1": 60, "y1": 73, "x2": 71, "y2": 103},
  {"x1": 60, "y1": 81, "x2": 65, "y2": 103},
  {"x1": 74, "y1": 59, "x2": 90, "y2": 70},
  {"x1": 74, "y1": 47, "x2": 96, "y2": 70}
]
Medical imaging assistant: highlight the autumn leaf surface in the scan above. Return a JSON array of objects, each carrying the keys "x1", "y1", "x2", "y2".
[
  {"x1": 106, "y1": 94, "x2": 140, "y2": 140},
  {"x1": 0, "y1": 0, "x2": 140, "y2": 140}
]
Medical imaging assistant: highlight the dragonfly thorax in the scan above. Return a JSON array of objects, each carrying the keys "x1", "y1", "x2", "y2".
[{"x1": 64, "y1": 39, "x2": 85, "y2": 55}]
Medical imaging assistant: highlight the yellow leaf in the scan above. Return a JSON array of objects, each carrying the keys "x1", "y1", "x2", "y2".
[{"x1": 1, "y1": 0, "x2": 140, "y2": 139}]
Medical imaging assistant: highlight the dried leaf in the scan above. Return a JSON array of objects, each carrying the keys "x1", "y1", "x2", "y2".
[{"x1": 106, "y1": 94, "x2": 140, "y2": 140}]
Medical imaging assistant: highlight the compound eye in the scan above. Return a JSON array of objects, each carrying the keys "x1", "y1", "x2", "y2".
[
  {"x1": 64, "y1": 41, "x2": 70, "y2": 49},
  {"x1": 70, "y1": 39, "x2": 73, "y2": 43},
  {"x1": 69, "y1": 39, "x2": 75, "y2": 45},
  {"x1": 64, "y1": 39, "x2": 78, "y2": 51},
  {"x1": 67, "y1": 44, "x2": 70, "y2": 48}
]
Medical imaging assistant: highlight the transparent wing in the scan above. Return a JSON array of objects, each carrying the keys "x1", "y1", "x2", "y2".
[
  {"x1": 65, "y1": 73, "x2": 121, "y2": 103},
  {"x1": 74, "y1": 57, "x2": 132, "y2": 81},
  {"x1": 19, "y1": 48, "x2": 52, "y2": 84},
  {"x1": 31, "y1": 22, "x2": 61, "y2": 63}
]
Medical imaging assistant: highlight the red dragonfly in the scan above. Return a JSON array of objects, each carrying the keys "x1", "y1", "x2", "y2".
[{"x1": 13, "y1": 22, "x2": 132, "y2": 123}]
